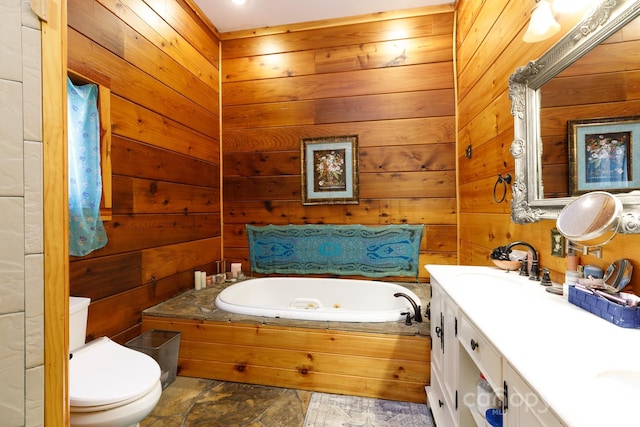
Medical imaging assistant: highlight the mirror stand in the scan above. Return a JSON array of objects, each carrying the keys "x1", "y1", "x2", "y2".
[{"x1": 566, "y1": 241, "x2": 602, "y2": 259}]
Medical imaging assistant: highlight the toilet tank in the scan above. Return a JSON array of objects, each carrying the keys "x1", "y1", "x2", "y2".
[{"x1": 69, "y1": 296, "x2": 91, "y2": 352}]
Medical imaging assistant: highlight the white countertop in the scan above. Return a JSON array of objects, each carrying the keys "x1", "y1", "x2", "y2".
[{"x1": 426, "y1": 264, "x2": 640, "y2": 427}]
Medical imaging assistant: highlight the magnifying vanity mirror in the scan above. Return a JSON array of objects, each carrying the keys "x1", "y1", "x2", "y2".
[
  {"x1": 509, "y1": 0, "x2": 640, "y2": 234},
  {"x1": 556, "y1": 191, "x2": 622, "y2": 256}
]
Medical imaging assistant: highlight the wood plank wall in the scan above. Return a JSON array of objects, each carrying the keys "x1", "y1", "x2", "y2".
[
  {"x1": 457, "y1": 0, "x2": 640, "y2": 293},
  {"x1": 221, "y1": 7, "x2": 458, "y2": 281},
  {"x1": 67, "y1": 0, "x2": 222, "y2": 344}
]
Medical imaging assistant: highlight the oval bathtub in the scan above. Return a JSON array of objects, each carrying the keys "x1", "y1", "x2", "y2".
[{"x1": 214, "y1": 277, "x2": 422, "y2": 322}]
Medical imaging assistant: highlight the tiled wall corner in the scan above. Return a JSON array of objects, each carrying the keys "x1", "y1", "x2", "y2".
[
  {"x1": 21, "y1": 0, "x2": 41, "y2": 30},
  {"x1": 25, "y1": 253, "x2": 43, "y2": 368},
  {"x1": 25, "y1": 365, "x2": 44, "y2": 427},
  {"x1": 0, "y1": 0, "x2": 22, "y2": 81},
  {"x1": 0, "y1": 198, "x2": 25, "y2": 314},
  {"x1": 0, "y1": 80, "x2": 25, "y2": 197},
  {"x1": 0, "y1": 312, "x2": 26, "y2": 425},
  {"x1": 24, "y1": 141, "x2": 43, "y2": 254},
  {"x1": 22, "y1": 26, "x2": 42, "y2": 144},
  {"x1": 0, "y1": 0, "x2": 44, "y2": 425}
]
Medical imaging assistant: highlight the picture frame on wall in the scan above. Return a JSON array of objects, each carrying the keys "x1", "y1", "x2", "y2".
[
  {"x1": 568, "y1": 116, "x2": 640, "y2": 195},
  {"x1": 301, "y1": 135, "x2": 359, "y2": 205}
]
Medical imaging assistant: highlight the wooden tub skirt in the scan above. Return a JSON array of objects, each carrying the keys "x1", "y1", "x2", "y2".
[{"x1": 141, "y1": 315, "x2": 430, "y2": 403}]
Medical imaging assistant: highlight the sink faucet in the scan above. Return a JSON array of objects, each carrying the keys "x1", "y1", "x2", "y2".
[
  {"x1": 394, "y1": 293, "x2": 422, "y2": 323},
  {"x1": 506, "y1": 241, "x2": 540, "y2": 281}
]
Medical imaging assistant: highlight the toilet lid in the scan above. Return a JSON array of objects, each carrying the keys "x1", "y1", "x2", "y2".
[{"x1": 69, "y1": 337, "x2": 161, "y2": 407}]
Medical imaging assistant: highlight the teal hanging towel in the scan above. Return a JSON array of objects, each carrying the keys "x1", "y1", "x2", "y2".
[
  {"x1": 67, "y1": 78, "x2": 108, "y2": 256},
  {"x1": 246, "y1": 224, "x2": 423, "y2": 277}
]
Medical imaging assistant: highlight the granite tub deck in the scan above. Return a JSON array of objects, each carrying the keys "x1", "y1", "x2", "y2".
[{"x1": 142, "y1": 280, "x2": 431, "y2": 403}]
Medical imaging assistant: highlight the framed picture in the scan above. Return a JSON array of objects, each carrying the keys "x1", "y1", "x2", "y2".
[
  {"x1": 568, "y1": 116, "x2": 640, "y2": 195},
  {"x1": 301, "y1": 135, "x2": 359, "y2": 205}
]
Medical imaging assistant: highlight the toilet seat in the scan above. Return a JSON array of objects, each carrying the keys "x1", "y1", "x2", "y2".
[{"x1": 69, "y1": 337, "x2": 161, "y2": 410}]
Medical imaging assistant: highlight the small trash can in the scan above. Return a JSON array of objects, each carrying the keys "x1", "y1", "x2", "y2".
[{"x1": 126, "y1": 329, "x2": 181, "y2": 389}]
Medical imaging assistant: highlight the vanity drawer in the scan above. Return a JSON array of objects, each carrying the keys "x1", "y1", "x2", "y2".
[
  {"x1": 426, "y1": 369, "x2": 455, "y2": 427},
  {"x1": 458, "y1": 313, "x2": 502, "y2": 393}
]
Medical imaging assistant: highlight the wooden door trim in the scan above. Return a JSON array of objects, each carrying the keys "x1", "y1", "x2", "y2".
[{"x1": 42, "y1": 0, "x2": 69, "y2": 424}]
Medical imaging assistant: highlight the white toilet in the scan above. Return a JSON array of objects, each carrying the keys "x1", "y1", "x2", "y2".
[{"x1": 69, "y1": 297, "x2": 162, "y2": 427}]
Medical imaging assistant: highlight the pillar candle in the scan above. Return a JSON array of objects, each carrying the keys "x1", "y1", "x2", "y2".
[
  {"x1": 231, "y1": 263, "x2": 242, "y2": 278},
  {"x1": 194, "y1": 271, "x2": 201, "y2": 290}
]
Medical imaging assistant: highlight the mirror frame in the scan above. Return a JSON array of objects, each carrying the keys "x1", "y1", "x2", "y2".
[{"x1": 509, "y1": 0, "x2": 640, "y2": 233}]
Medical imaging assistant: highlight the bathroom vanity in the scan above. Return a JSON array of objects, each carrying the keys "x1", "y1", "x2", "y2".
[{"x1": 426, "y1": 265, "x2": 640, "y2": 427}]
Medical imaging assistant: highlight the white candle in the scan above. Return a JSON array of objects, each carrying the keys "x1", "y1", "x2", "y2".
[
  {"x1": 194, "y1": 271, "x2": 201, "y2": 290},
  {"x1": 200, "y1": 271, "x2": 207, "y2": 288},
  {"x1": 231, "y1": 263, "x2": 242, "y2": 278}
]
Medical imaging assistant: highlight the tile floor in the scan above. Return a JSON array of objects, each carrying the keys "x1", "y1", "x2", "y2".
[{"x1": 141, "y1": 376, "x2": 313, "y2": 427}]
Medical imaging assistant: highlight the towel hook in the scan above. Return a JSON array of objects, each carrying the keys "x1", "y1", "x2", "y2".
[{"x1": 493, "y1": 173, "x2": 512, "y2": 203}]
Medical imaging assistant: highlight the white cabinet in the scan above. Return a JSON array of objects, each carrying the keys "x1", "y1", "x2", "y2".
[
  {"x1": 442, "y1": 286, "x2": 458, "y2": 411},
  {"x1": 427, "y1": 280, "x2": 458, "y2": 427},
  {"x1": 428, "y1": 276, "x2": 564, "y2": 427},
  {"x1": 503, "y1": 362, "x2": 563, "y2": 427},
  {"x1": 458, "y1": 311, "x2": 503, "y2": 426},
  {"x1": 458, "y1": 312, "x2": 502, "y2": 394}
]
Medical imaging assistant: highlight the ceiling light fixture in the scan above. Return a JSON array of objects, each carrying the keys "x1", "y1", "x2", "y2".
[
  {"x1": 552, "y1": 0, "x2": 584, "y2": 13},
  {"x1": 523, "y1": 0, "x2": 561, "y2": 43},
  {"x1": 231, "y1": 0, "x2": 247, "y2": 5}
]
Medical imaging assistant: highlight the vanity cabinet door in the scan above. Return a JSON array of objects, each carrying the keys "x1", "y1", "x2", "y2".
[
  {"x1": 430, "y1": 281, "x2": 444, "y2": 378},
  {"x1": 426, "y1": 369, "x2": 455, "y2": 427},
  {"x1": 504, "y1": 362, "x2": 564, "y2": 427},
  {"x1": 428, "y1": 279, "x2": 458, "y2": 426},
  {"x1": 441, "y1": 289, "x2": 458, "y2": 410}
]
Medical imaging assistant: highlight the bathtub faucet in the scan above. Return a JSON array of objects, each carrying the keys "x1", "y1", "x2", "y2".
[{"x1": 394, "y1": 293, "x2": 422, "y2": 323}]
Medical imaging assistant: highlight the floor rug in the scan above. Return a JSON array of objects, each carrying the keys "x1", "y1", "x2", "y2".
[{"x1": 303, "y1": 393, "x2": 435, "y2": 427}]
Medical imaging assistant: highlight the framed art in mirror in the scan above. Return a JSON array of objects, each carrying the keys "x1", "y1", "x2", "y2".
[
  {"x1": 301, "y1": 135, "x2": 359, "y2": 205},
  {"x1": 569, "y1": 116, "x2": 640, "y2": 195}
]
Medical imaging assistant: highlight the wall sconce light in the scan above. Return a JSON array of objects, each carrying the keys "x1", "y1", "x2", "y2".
[{"x1": 523, "y1": 0, "x2": 561, "y2": 43}]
